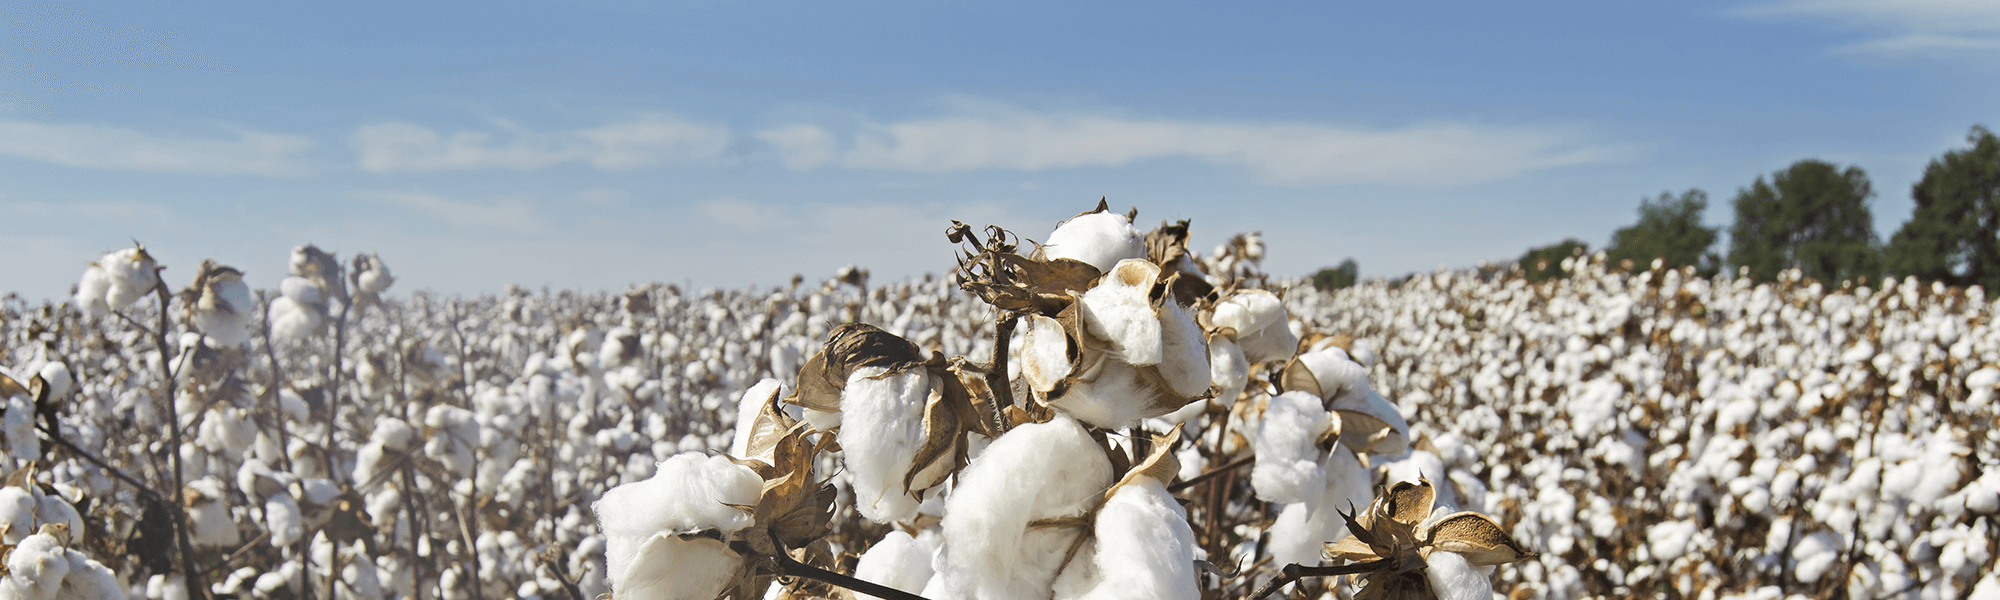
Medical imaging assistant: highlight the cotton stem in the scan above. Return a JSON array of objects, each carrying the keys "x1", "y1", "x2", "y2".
[
  {"x1": 1243, "y1": 559, "x2": 1393, "y2": 600},
  {"x1": 772, "y1": 550, "x2": 935, "y2": 600},
  {"x1": 150, "y1": 278, "x2": 214, "y2": 600}
]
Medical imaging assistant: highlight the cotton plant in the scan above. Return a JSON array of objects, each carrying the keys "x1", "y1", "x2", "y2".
[
  {"x1": 184, "y1": 261, "x2": 255, "y2": 348},
  {"x1": 71, "y1": 245, "x2": 159, "y2": 318},
  {"x1": 1308, "y1": 478, "x2": 1536, "y2": 600}
]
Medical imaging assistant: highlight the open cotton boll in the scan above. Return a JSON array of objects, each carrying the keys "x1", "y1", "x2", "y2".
[
  {"x1": 5, "y1": 395, "x2": 36, "y2": 466},
  {"x1": 60, "y1": 549, "x2": 126, "y2": 600},
  {"x1": 939, "y1": 415, "x2": 1112, "y2": 600},
  {"x1": 1077, "y1": 476, "x2": 1199, "y2": 600},
  {"x1": 98, "y1": 246, "x2": 158, "y2": 312},
  {"x1": 1156, "y1": 300, "x2": 1211, "y2": 398},
  {"x1": 1208, "y1": 337, "x2": 1249, "y2": 403},
  {"x1": 1051, "y1": 359, "x2": 1157, "y2": 430},
  {"x1": 33, "y1": 494, "x2": 81, "y2": 541},
  {"x1": 192, "y1": 270, "x2": 255, "y2": 348},
  {"x1": 265, "y1": 492, "x2": 304, "y2": 547},
  {"x1": 5, "y1": 533, "x2": 68, "y2": 600},
  {"x1": 1424, "y1": 549, "x2": 1493, "y2": 600},
  {"x1": 1264, "y1": 445, "x2": 1373, "y2": 567},
  {"x1": 72, "y1": 267, "x2": 112, "y2": 317},
  {"x1": 1044, "y1": 211, "x2": 1146, "y2": 273},
  {"x1": 0, "y1": 487, "x2": 36, "y2": 545},
  {"x1": 278, "y1": 276, "x2": 324, "y2": 308},
  {"x1": 1252, "y1": 392, "x2": 1331, "y2": 505},
  {"x1": 34, "y1": 364, "x2": 72, "y2": 402},
  {"x1": 268, "y1": 297, "x2": 322, "y2": 343},
  {"x1": 354, "y1": 254, "x2": 394, "y2": 294},
  {"x1": 1213, "y1": 290, "x2": 1297, "y2": 365},
  {"x1": 728, "y1": 379, "x2": 785, "y2": 459},
  {"x1": 1020, "y1": 315, "x2": 1073, "y2": 394},
  {"x1": 839, "y1": 366, "x2": 938, "y2": 523},
  {"x1": 185, "y1": 478, "x2": 239, "y2": 549},
  {"x1": 853, "y1": 530, "x2": 938, "y2": 594},
  {"x1": 1078, "y1": 260, "x2": 1165, "y2": 367},
  {"x1": 594, "y1": 453, "x2": 762, "y2": 597}
]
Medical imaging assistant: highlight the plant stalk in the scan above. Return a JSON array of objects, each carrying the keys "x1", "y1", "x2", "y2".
[{"x1": 1243, "y1": 559, "x2": 1392, "y2": 600}]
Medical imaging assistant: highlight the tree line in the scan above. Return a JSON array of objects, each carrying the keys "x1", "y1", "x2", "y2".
[{"x1": 1314, "y1": 124, "x2": 2000, "y2": 291}]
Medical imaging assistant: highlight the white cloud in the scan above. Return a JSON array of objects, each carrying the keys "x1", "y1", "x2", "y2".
[
  {"x1": 698, "y1": 198, "x2": 792, "y2": 231},
  {"x1": 0, "y1": 121, "x2": 312, "y2": 175},
  {"x1": 765, "y1": 107, "x2": 1625, "y2": 186},
  {"x1": 361, "y1": 191, "x2": 539, "y2": 230},
  {"x1": 755, "y1": 123, "x2": 838, "y2": 170},
  {"x1": 352, "y1": 112, "x2": 730, "y2": 173},
  {"x1": 1736, "y1": 0, "x2": 2000, "y2": 56}
]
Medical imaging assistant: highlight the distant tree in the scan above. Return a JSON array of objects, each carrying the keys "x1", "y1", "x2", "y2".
[
  {"x1": 1886, "y1": 125, "x2": 2000, "y2": 291},
  {"x1": 1312, "y1": 259, "x2": 1359, "y2": 291},
  {"x1": 1727, "y1": 160, "x2": 1881, "y2": 283},
  {"x1": 1606, "y1": 189, "x2": 1721, "y2": 276},
  {"x1": 1518, "y1": 239, "x2": 1589, "y2": 282}
]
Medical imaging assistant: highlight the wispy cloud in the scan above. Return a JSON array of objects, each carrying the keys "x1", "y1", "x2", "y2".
[
  {"x1": 352, "y1": 112, "x2": 731, "y2": 173},
  {"x1": 698, "y1": 197, "x2": 791, "y2": 231},
  {"x1": 0, "y1": 121, "x2": 313, "y2": 175},
  {"x1": 1736, "y1": 0, "x2": 2000, "y2": 56},
  {"x1": 759, "y1": 107, "x2": 1626, "y2": 186},
  {"x1": 360, "y1": 191, "x2": 540, "y2": 230}
]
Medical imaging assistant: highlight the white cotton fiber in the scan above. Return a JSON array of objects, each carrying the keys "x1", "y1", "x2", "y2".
[
  {"x1": 1156, "y1": 300, "x2": 1211, "y2": 398},
  {"x1": 839, "y1": 366, "x2": 937, "y2": 523},
  {"x1": 98, "y1": 247, "x2": 158, "y2": 312},
  {"x1": 34, "y1": 494, "x2": 81, "y2": 541},
  {"x1": 939, "y1": 415, "x2": 1112, "y2": 600},
  {"x1": 268, "y1": 297, "x2": 322, "y2": 343},
  {"x1": 5, "y1": 533, "x2": 68, "y2": 600},
  {"x1": 1052, "y1": 359, "x2": 1155, "y2": 430},
  {"x1": 1021, "y1": 315, "x2": 1074, "y2": 394},
  {"x1": 193, "y1": 273, "x2": 255, "y2": 348},
  {"x1": 1079, "y1": 259, "x2": 1164, "y2": 366},
  {"x1": 1044, "y1": 212, "x2": 1146, "y2": 274},
  {"x1": 5, "y1": 395, "x2": 35, "y2": 469},
  {"x1": 1972, "y1": 571, "x2": 2000, "y2": 600},
  {"x1": 594, "y1": 452, "x2": 762, "y2": 597},
  {"x1": 185, "y1": 478, "x2": 239, "y2": 549},
  {"x1": 1076, "y1": 476, "x2": 1199, "y2": 600},
  {"x1": 1424, "y1": 550, "x2": 1493, "y2": 600},
  {"x1": 0, "y1": 487, "x2": 35, "y2": 545},
  {"x1": 60, "y1": 549, "x2": 127, "y2": 600},
  {"x1": 1209, "y1": 337, "x2": 1249, "y2": 403},
  {"x1": 34, "y1": 364, "x2": 71, "y2": 402},
  {"x1": 1252, "y1": 392, "x2": 1330, "y2": 505},
  {"x1": 266, "y1": 492, "x2": 303, "y2": 547},
  {"x1": 729, "y1": 379, "x2": 784, "y2": 460},
  {"x1": 72, "y1": 267, "x2": 111, "y2": 317},
  {"x1": 1793, "y1": 531, "x2": 1841, "y2": 584},
  {"x1": 853, "y1": 530, "x2": 939, "y2": 594},
  {"x1": 1265, "y1": 445, "x2": 1374, "y2": 567}
]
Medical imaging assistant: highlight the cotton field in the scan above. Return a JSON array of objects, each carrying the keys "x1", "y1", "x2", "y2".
[{"x1": 0, "y1": 205, "x2": 1994, "y2": 600}]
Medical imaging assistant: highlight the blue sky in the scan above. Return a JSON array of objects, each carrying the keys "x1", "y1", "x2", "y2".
[{"x1": 2, "y1": 0, "x2": 1997, "y2": 299}]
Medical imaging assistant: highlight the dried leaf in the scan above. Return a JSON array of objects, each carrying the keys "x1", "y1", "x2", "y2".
[
  {"x1": 1279, "y1": 358, "x2": 1323, "y2": 399},
  {"x1": 1380, "y1": 478, "x2": 1435, "y2": 529},
  {"x1": 786, "y1": 323, "x2": 926, "y2": 412},
  {"x1": 1423, "y1": 511, "x2": 1537, "y2": 566},
  {"x1": 0, "y1": 373, "x2": 25, "y2": 400},
  {"x1": 1323, "y1": 535, "x2": 1380, "y2": 563},
  {"x1": 1105, "y1": 423, "x2": 1183, "y2": 501}
]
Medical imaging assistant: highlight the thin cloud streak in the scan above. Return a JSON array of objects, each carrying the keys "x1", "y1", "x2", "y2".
[
  {"x1": 351, "y1": 112, "x2": 731, "y2": 173},
  {"x1": 763, "y1": 108, "x2": 1629, "y2": 186},
  {"x1": 1737, "y1": 0, "x2": 2000, "y2": 56},
  {"x1": 0, "y1": 121, "x2": 313, "y2": 175}
]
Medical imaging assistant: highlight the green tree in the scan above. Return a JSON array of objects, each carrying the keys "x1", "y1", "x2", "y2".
[
  {"x1": 1606, "y1": 189, "x2": 1721, "y2": 276},
  {"x1": 1312, "y1": 259, "x2": 1359, "y2": 291},
  {"x1": 1727, "y1": 160, "x2": 1881, "y2": 283},
  {"x1": 1886, "y1": 125, "x2": 2000, "y2": 291},
  {"x1": 1518, "y1": 239, "x2": 1589, "y2": 282}
]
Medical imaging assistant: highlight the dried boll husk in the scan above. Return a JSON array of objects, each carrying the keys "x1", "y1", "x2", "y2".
[
  {"x1": 1282, "y1": 346, "x2": 1409, "y2": 455},
  {"x1": 1041, "y1": 259, "x2": 1212, "y2": 429}
]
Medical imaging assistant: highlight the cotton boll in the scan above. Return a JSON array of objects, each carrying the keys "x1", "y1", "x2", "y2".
[
  {"x1": 1051, "y1": 359, "x2": 1156, "y2": 430},
  {"x1": 1208, "y1": 337, "x2": 1249, "y2": 403},
  {"x1": 1043, "y1": 211, "x2": 1146, "y2": 273},
  {"x1": 5, "y1": 395, "x2": 37, "y2": 467},
  {"x1": 853, "y1": 530, "x2": 938, "y2": 594},
  {"x1": 354, "y1": 253, "x2": 395, "y2": 294},
  {"x1": 33, "y1": 363, "x2": 72, "y2": 402},
  {"x1": 191, "y1": 267, "x2": 255, "y2": 348},
  {"x1": 593, "y1": 453, "x2": 762, "y2": 597},
  {"x1": 1079, "y1": 260, "x2": 1164, "y2": 366},
  {"x1": 728, "y1": 379, "x2": 785, "y2": 459},
  {"x1": 839, "y1": 366, "x2": 938, "y2": 523},
  {"x1": 939, "y1": 415, "x2": 1112, "y2": 600},
  {"x1": 98, "y1": 246, "x2": 159, "y2": 312},
  {"x1": 33, "y1": 494, "x2": 81, "y2": 541},
  {"x1": 0, "y1": 487, "x2": 36, "y2": 545},
  {"x1": 6, "y1": 533, "x2": 69, "y2": 600},
  {"x1": 1425, "y1": 549, "x2": 1493, "y2": 600},
  {"x1": 1076, "y1": 476, "x2": 1199, "y2": 600},
  {"x1": 269, "y1": 297, "x2": 323, "y2": 343},
  {"x1": 1793, "y1": 531, "x2": 1841, "y2": 584},
  {"x1": 72, "y1": 266, "x2": 112, "y2": 317},
  {"x1": 60, "y1": 549, "x2": 127, "y2": 600},
  {"x1": 1020, "y1": 315, "x2": 1073, "y2": 395},
  {"x1": 1251, "y1": 392, "x2": 1330, "y2": 505},
  {"x1": 1156, "y1": 300, "x2": 1211, "y2": 398},
  {"x1": 266, "y1": 492, "x2": 304, "y2": 547},
  {"x1": 186, "y1": 478, "x2": 239, "y2": 549}
]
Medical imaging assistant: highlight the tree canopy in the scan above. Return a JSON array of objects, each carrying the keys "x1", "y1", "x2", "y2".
[
  {"x1": 1606, "y1": 189, "x2": 1720, "y2": 276},
  {"x1": 1519, "y1": 239, "x2": 1589, "y2": 282},
  {"x1": 1727, "y1": 160, "x2": 1881, "y2": 283},
  {"x1": 1886, "y1": 125, "x2": 2000, "y2": 291},
  {"x1": 1312, "y1": 259, "x2": 1359, "y2": 291}
]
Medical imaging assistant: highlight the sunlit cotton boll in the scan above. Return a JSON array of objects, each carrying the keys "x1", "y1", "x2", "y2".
[
  {"x1": 1211, "y1": 290, "x2": 1299, "y2": 365},
  {"x1": 98, "y1": 246, "x2": 159, "y2": 313},
  {"x1": 1075, "y1": 475, "x2": 1200, "y2": 600},
  {"x1": 353, "y1": 253, "x2": 394, "y2": 295},
  {"x1": 1043, "y1": 210, "x2": 1146, "y2": 273},
  {"x1": 1079, "y1": 260, "x2": 1165, "y2": 366},
  {"x1": 939, "y1": 415, "x2": 1112, "y2": 600},
  {"x1": 852, "y1": 530, "x2": 938, "y2": 594},
  {"x1": 1251, "y1": 392, "x2": 1331, "y2": 505},
  {"x1": 839, "y1": 366, "x2": 943, "y2": 523},
  {"x1": 593, "y1": 453, "x2": 762, "y2": 600},
  {"x1": 2, "y1": 532, "x2": 68, "y2": 600},
  {"x1": 0, "y1": 487, "x2": 36, "y2": 545},
  {"x1": 190, "y1": 263, "x2": 255, "y2": 347}
]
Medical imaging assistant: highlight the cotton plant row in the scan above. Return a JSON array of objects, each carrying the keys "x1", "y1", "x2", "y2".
[{"x1": 1289, "y1": 254, "x2": 2000, "y2": 600}]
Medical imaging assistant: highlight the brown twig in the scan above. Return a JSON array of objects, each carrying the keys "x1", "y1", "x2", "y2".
[
  {"x1": 149, "y1": 278, "x2": 214, "y2": 600},
  {"x1": 1243, "y1": 559, "x2": 1392, "y2": 600},
  {"x1": 772, "y1": 549, "x2": 933, "y2": 600},
  {"x1": 1169, "y1": 454, "x2": 1254, "y2": 494}
]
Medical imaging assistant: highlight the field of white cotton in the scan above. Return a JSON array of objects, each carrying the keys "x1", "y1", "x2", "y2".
[{"x1": 0, "y1": 204, "x2": 1992, "y2": 600}]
